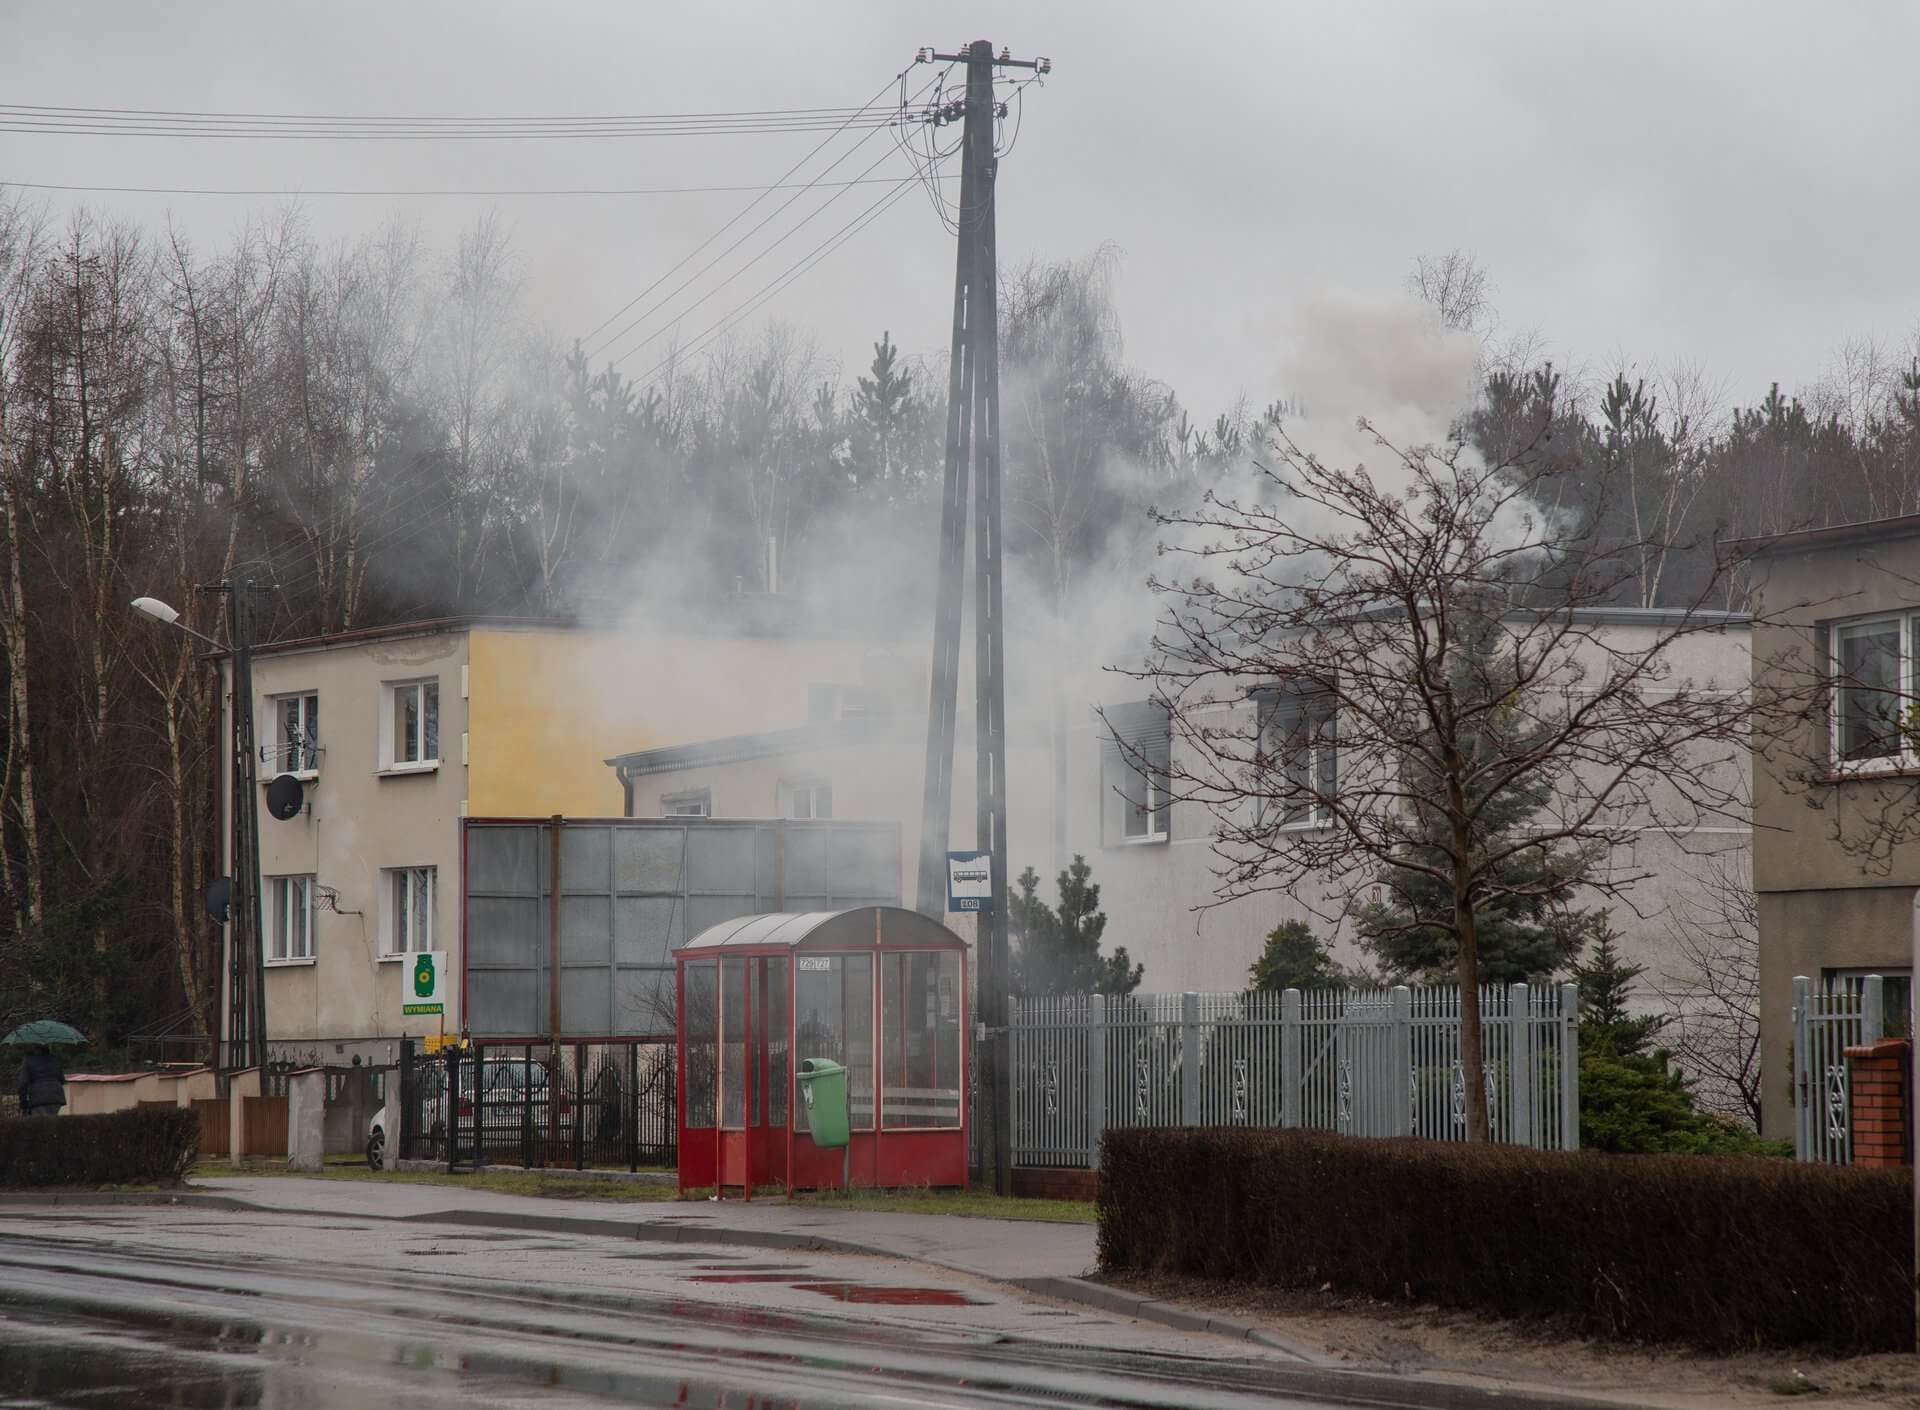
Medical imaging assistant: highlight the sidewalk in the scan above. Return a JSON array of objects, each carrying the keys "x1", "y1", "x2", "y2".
[{"x1": 188, "y1": 1175, "x2": 1301, "y2": 1353}]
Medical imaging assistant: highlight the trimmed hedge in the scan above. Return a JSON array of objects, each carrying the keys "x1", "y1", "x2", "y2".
[
  {"x1": 0, "y1": 1107, "x2": 200, "y2": 1188},
  {"x1": 1098, "y1": 1128, "x2": 1912, "y2": 1353}
]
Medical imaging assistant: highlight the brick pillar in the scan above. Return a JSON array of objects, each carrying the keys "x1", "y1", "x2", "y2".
[{"x1": 1845, "y1": 1037, "x2": 1913, "y2": 1168}]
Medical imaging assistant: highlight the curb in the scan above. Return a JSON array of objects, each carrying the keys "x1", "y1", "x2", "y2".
[
  {"x1": 0, "y1": 1190, "x2": 249, "y2": 1211},
  {"x1": 1009, "y1": 1275, "x2": 1326, "y2": 1361},
  {"x1": 389, "y1": 1160, "x2": 676, "y2": 1186}
]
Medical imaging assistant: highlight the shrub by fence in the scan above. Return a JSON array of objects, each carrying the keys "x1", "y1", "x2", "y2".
[
  {"x1": 0, "y1": 1108, "x2": 200, "y2": 1188},
  {"x1": 1098, "y1": 1127, "x2": 1912, "y2": 1353}
]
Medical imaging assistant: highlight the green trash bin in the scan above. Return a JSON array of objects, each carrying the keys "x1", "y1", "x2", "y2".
[{"x1": 796, "y1": 1058, "x2": 850, "y2": 1149}]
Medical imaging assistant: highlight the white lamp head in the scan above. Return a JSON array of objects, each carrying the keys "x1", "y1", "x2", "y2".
[{"x1": 130, "y1": 596, "x2": 181, "y2": 626}]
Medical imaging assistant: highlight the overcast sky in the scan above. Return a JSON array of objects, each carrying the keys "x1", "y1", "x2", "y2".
[{"x1": 4, "y1": 0, "x2": 1917, "y2": 419}]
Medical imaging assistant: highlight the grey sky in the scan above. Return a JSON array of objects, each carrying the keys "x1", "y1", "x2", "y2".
[{"x1": 4, "y1": 0, "x2": 1916, "y2": 418}]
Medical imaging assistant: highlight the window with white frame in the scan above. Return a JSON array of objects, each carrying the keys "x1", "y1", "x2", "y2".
[
  {"x1": 1106, "y1": 702, "x2": 1172, "y2": 843},
  {"x1": 271, "y1": 692, "x2": 319, "y2": 773},
  {"x1": 1829, "y1": 615, "x2": 1913, "y2": 767},
  {"x1": 663, "y1": 790, "x2": 710, "y2": 818},
  {"x1": 782, "y1": 780, "x2": 833, "y2": 819},
  {"x1": 382, "y1": 679, "x2": 440, "y2": 768},
  {"x1": 267, "y1": 874, "x2": 315, "y2": 962},
  {"x1": 1258, "y1": 690, "x2": 1338, "y2": 828},
  {"x1": 383, "y1": 866, "x2": 435, "y2": 957}
]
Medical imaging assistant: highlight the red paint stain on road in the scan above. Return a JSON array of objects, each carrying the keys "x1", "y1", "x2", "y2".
[{"x1": 789, "y1": 1282, "x2": 979, "y2": 1307}]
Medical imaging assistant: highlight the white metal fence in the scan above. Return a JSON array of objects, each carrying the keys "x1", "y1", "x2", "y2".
[
  {"x1": 1792, "y1": 973, "x2": 1886, "y2": 1165},
  {"x1": 1009, "y1": 982, "x2": 1580, "y2": 1168}
]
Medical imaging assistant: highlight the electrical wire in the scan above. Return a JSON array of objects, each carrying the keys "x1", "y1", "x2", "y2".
[
  {"x1": 617, "y1": 173, "x2": 922, "y2": 382},
  {"x1": 588, "y1": 137, "x2": 912, "y2": 364},
  {"x1": 578, "y1": 70, "x2": 923, "y2": 348},
  {"x1": 0, "y1": 101, "x2": 890, "y2": 123},
  {"x1": 0, "y1": 176, "x2": 951, "y2": 199},
  {"x1": 0, "y1": 103, "x2": 901, "y2": 141}
]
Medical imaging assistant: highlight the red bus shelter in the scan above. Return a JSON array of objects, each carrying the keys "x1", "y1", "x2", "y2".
[{"x1": 674, "y1": 906, "x2": 969, "y2": 1195}]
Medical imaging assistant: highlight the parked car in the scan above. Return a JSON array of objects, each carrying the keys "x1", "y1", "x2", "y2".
[{"x1": 368, "y1": 1057, "x2": 572, "y2": 1168}]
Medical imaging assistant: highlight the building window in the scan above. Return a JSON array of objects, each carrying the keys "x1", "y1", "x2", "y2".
[
  {"x1": 271, "y1": 692, "x2": 319, "y2": 774},
  {"x1": 383, "y1": 679, "x2": 440, "y2": 768},
  {"x1": 783, "y1": 781, "x2": 833, "y2": 819},
  {"x1": 1106, "y1": 701, "x2": 1171, "y2": 843},
  {"x1": 1830, "y1": 615, "x2": 1912, "y2": 767},
  {"x1": 267, "y1": 875, "x2": 315, "y2": 963},
  {"x1": 384, "y1": 866, "x2": 435, "y2": 957},
  {"x1": 663, "y1": 790, "x2": 710, "y2": 818},
  {"x1": 1258, "y1": 690, "x2": 1337, "y2": 828}
]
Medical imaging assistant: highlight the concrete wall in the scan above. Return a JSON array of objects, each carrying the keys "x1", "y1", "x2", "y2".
[
  {"x1": 62, "y1": 1067, "x2": 217, "y2": 1116},
  {"x1": 1747, "y1": 541, "x2": 1920, "y2": 1138}
]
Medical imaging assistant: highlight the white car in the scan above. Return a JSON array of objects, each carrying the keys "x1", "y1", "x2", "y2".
[{"x1": 368, "y1": 1058, "x2": 569, "y2": 1168}]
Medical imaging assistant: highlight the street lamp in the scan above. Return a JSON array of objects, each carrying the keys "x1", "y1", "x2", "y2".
[{"x1": 130, "y1": 590, "x2": 265, "y2": 1075}]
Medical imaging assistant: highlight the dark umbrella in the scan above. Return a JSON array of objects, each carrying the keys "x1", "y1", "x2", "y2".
[{"x1": 3, "y1": 1020, "x2": 86, "y2": 1046}]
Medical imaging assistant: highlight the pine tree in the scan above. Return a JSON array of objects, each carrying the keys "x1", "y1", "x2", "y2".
[
  {"x1": 1353, "y1": 607, "x2": 1608, "y2": 985},
  {"x1": 1011, "y1": 855, "x2": 1143, "y2": 997},
  {"x1": 852, "y1": 329, "x2": 913, "y2": 486},
  {"x1": 1572, "y1": 929, "x2": 1666, "y2": 1059},
  {"x1": 1246, "y1": 920, "x2": 1356, "y2": 993}
]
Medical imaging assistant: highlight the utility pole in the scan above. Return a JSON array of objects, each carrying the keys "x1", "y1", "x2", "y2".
[
  {"x1": 222, "y1": 580, "x2": 266, "y2": 1072},
  {"x1": 913, "y1": 39, "x2": 1048, "y2": 1197}
]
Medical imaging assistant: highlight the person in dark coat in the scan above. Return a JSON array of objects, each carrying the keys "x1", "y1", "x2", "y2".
[{"x1": 18, "y1": 1045, "x2": 66, "y2": 1116}]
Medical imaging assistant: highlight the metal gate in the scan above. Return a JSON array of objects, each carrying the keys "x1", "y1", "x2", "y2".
[
  {"x1": 398, "y1": 1039, "x2": 676, "y2": 1171},
  {"x1": 1792, "y1": 974, "x2": 1885, "y2": 1164}
]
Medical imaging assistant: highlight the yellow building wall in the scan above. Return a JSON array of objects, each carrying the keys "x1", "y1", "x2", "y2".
[{"x1": 465, "y1": 625, "x2": 882, "y2": 816}]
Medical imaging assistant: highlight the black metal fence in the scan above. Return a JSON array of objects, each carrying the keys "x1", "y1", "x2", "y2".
[{"x1": 397, "y1": 1039, "x2": 675, "y2": 1171}]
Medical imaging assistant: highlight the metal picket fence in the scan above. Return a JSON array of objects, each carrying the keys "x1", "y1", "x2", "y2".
[
  {"x1": 1792, "y1": 974, "x2": 1885, "y2": 1165},
  {"x1": 1010, "y1": 982, "x2": 1579, "y2": 1168}
]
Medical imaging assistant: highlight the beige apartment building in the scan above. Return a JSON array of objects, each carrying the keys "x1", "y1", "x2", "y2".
[
  {"x1": 1743, "y1": 514, "x2": 1920, "y2": 1139},
  {"x1": 610, "y1": 608, "x2": 1753, "y2": 999},
  {"x1": 220, "y1": 613, "x2": 890, "y2": 1063}
]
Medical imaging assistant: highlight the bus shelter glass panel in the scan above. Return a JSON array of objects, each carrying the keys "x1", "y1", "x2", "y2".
[
  {"x1": 765, "y1": 957, "x2": 789, "y2": 1127},
  {"x1": 795, "y1": 953, "x2": 874, "y2": 1132},
  {"x1": 882, "y1": 950, "x2": 962, "y2": 1128},
  {"x1": 683, "y1": 959, "x2": 716, "y2": 1130},
  {"x1": 720, "y1": 956, "x2": 747, "y2": 1130}
]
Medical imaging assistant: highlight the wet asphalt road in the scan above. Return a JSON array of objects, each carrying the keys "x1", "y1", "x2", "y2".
[{"x1": 0, "y1": 1207, "x2": 1506, "y2": 1409}]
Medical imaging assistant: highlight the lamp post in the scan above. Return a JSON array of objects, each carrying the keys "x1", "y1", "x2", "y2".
[{"x1": 131, "y1": 589, "x2": 265, "y2": 1073}]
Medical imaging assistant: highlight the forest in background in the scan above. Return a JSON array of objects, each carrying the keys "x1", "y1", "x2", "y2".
[{"x1": 2, "y1": 194, "x2": 1918, "y2": 1048}]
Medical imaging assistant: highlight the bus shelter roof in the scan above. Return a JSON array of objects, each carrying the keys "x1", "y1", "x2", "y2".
[{"x1": 675, "y1": 905, "x2": 965, "y2": 956}]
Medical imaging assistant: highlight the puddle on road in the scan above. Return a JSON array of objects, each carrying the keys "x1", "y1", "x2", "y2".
[
  {"x1": 681, "y1": 1272, "x2": 981, "y2": 1305},
  {"x1": 791, "y1": 1282, "x2": 981, "y2": 1307}
]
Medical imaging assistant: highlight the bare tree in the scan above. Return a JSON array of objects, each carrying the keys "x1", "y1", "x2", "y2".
[
  {"x1": 0, "y1": 194, "x2": 48, "y2": 935},
  {"x1": 1407, "y1": 249, "x2": 1494, "y2": 336},
  {"x1": 1131, "y1": 424, "x2": 1753, "y2": 1140},
  {"x1": 1651, "y1": 846, "x2": 1763, "y2": 1129}
]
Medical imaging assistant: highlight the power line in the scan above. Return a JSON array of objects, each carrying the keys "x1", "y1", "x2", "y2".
[
  {"x1": 617, "y1": 173, "x2": 922, "y2": 381},
  {"x1": 584, "y1": 133, "x2": 912, "y2": 362},
  {"x1": 0, "y1": 101, "x2": 887, "y2": 124},
  {"x1": 0, "y1": 117, "x2": 903, "y2": 141},
  {"x1": 580, "y1": 69, "x2": 937, "y2": 355},
  {"x1": 0, "y1": 176, "x2": 949, "y2": 199}
]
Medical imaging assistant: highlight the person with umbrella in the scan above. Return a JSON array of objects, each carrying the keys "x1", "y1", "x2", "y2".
[{"x1": 6, "y1": 1020, "x2": 83, "y2": 1116}]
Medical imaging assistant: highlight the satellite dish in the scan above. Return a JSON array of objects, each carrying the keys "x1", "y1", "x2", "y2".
[
  {"x1": 205, "y1": 876, "x2": 232, "y2": 925},
  {"x1": 265, "y1": 773, "x2": 306, "y2": 821}
]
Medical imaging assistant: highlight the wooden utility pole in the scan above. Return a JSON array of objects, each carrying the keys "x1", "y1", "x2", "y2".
[{"x1": 913, "y1": 39, "x2": 1048, "y2": 1197}]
